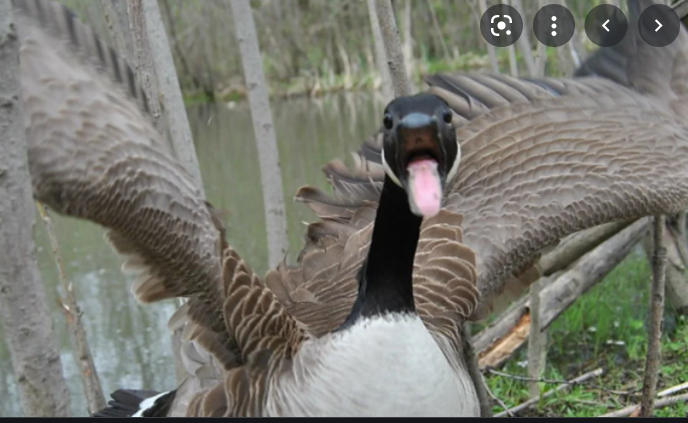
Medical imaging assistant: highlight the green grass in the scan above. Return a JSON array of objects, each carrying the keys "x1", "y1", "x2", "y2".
[{"x1": 485, "y1": 251, "x2": 688, "y2": 417}]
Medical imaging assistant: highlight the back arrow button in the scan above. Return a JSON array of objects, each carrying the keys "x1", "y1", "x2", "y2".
[
  {"x1": 602, "y1": 19, "x2": 610, "y2": 32},
  {"x1": 584, "y1": 4, "x2": 628, "y2": 47}
]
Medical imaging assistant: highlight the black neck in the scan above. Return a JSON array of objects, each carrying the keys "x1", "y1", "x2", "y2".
[{"x1": 340, "y1": 175, "x2": 423, "y2": 328}]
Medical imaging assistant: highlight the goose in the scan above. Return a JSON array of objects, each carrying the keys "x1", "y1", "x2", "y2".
[
  {"x1": 15, "y1": 0, "x2": 478, "y2": 417},
  {"x1": 298, "y1": 0, "x2": 688, "y2": 320},
  {"x1": 11, "y1": 0, "x2": 688, "y2": 417}
]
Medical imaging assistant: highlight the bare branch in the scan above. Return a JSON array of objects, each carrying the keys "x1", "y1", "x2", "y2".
[
  {"x1": 366, "y1": 0, "x2": 393, "y2": 100},
  {"x1": 494, "y1": 368, "x2": 605, "y2": 417},
  {"x1": 374, "y1": 0, "x2": 413, "y2": 97},
  {"x1": 527, "y1": 277, "x2": 546, "y2": 398},
  {"x1": 511, "y1": 0, "x2": 537, "y2": 77},
  {"x1": 640, "y1": 215, "x2": 668, "y2": 416},
  {"x1": 533, "y1": 0, "x2": 548, "y2": 78},
  {"x1": 503, "y1": 0, "x2": 519, "y2": 77},
  {"x1": 426, "y1": 0, "x2": 450, "y2": 59},
  {"x1": 35, "y1": 203, "x2": 106, "y2": 415},
  {"x1": 478, "y1": 0, "x2": 499, "y2": 73},
  {"x1": 488, "y1": 369, "x2": 636, "y2": 396},
  {"x1": 600, "y1": 392, "x2": 688, "y2": 418},
  {"x1": 658, "y1": 381, "x2": 688, "y2": 398},
  {"x1": 482, "y1": 372, "x2": 514, "y2": 417},
  {"x1": 462, "y1": 323, "x2": 493, "y2": 417}
]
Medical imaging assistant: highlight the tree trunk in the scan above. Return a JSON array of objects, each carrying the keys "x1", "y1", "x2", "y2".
[
  {"x1": 0, "y1": 3, "x2": 72, "y2": 416},
  {"x1": 533, "y1": 0, "x2": 548, "y2": 78},
  {"x1": 426, "y1": 0, "x2": 450, "y2": 59},
  {"x1": 478, "y1": 0, "x2": 499, "y2": 73},
  {"x1": 126, "y1": 0, "x2": 165, "y2": 138},
  {"x1": 142, "y1": 0, "x2": 205, "y2": 193},
  {"x1": 100, "y1": 0, "x2": 132, "y2": 61},
  {"x1": 640, "y1": 215, "x2": 668, "y2": 416},
  {"x1": 511, "y1": 0, "x2": 537, "y2": 77},
  {"x1": 158, "y1": 0, "x2": 200, "y2": 92},
  {"x1": 366, "y1": 0, "x2": 393, "y2": 100},
  {"x1": 507, "y1": 44, "x2": 518, "y2": 76},
  {"x1": 641, "y1": 222, "x2": 688, "y2": 315},
  {"x1": 375, "y1": 0, "x2": 413, "y2": 97},
  {"x1": 112, "y1": 0, "x2": 134, "y2": 56},
  {"x1": 401, "y1": 0, "x2": 414, "y2": 78},
  {"x1": 228, "y1": 0, "x2": 289, "y2": 269},
  {"x1": 501, "y1": 0, "x2": 519, "y2": 77},
  {"x1": 527, "y1": 277, "x2": 546, "y2": 398}
]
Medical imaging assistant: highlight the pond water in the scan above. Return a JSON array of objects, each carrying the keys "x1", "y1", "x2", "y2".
[{"x1": 0, "y1": 92, "x2": 386, "y2": 416}]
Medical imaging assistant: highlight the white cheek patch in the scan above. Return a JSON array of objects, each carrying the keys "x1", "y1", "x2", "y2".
[
  {"x1": 381, "y1": 148, "x2": 402, "y2": 187},
  {"x1": 446, "y1": 140, "x2": 461, "y2": 183}
]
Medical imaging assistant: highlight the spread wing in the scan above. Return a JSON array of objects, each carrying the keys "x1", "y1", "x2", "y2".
[
  {"x1": 296, "y1": 86, "x2": 688, "y2": 325},
  {"x1": 446, "y1": 90, "x2": 688, "y2": 318},
  {"x1": 294, "y1": 2, "x2": 688, "y2": 322},
  {"x1": 14, "y1": 1, "x2": 357, "y2": 416},
  {"x1": 15, "y1": 0, "x2": 242, "y2": 372}
]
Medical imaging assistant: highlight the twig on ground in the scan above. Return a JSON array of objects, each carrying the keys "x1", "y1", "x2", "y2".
[
  {"x1": 488, "y1": 368, "x2": 634, "y2": 397},
  {"x1": 494, "y1": 368, "x2": 604, "y2": 417},
  {"x1": 570, "y1": 399, "x2": 613, "y2": 407},
  {"x1": 481, "y1": 373, "x2": 514, "y2": 417},
  {"x1": 658, "y1": 381, "x2": 688, "y2": 398},
  {"x1": 599, "y1": 392, "x2": 688, "y2": 417}
]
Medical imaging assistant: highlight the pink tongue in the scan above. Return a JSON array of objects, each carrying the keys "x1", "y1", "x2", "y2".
[{"x1": 407, "y1": 159, "x2": 442, "y2": 217}]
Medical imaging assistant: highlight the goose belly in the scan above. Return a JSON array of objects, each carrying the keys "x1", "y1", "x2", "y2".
[{"x1": 266, "y1": 314, "x2": 479, "y2": 417}]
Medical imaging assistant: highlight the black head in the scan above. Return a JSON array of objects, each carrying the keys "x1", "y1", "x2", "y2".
[{"x1": 380, "y1": 93, "x2": 460, "y2": 217}]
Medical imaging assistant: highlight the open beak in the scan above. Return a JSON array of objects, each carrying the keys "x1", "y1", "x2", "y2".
[{"x1": 397, "y1": 113, "x2": 443, "y2": 218}]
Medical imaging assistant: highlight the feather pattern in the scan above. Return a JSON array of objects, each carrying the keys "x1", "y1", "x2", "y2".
[{"x1": 13, "y1": 0, "x2": 238, "y2": 374}]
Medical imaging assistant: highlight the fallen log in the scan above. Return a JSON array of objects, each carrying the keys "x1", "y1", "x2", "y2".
[
  {"x1": 476, "y1": 218, "x2": 651, "y2": 369},
  {"x1": 539, "y1": 221, "x2": 632, "y2": 277},
  {"x1": 474, "y1": 221, "x2": 631, "y2": 355}
]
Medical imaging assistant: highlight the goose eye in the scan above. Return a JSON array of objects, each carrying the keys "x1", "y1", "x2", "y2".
[
  {"x1": 442, "y1": 109, "x2": 453, "y2": 124},
  {"x1": 383, "y1": 113, "x2": 393, "y2": 130}
]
